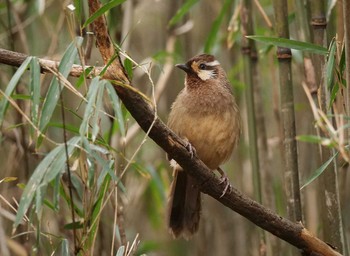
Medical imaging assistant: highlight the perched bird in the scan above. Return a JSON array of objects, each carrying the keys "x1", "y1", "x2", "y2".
[{"x1": 167, "y1": 54, "x2": 241, "y2": 238}]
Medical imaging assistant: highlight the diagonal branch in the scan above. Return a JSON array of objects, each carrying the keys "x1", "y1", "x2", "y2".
[{"x1": 0, "y1": 2, "x2": 342, "y2": 255}]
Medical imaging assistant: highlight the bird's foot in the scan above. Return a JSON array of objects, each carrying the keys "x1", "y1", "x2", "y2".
[
  {"x1": 183, "y1": 139, "x2": 196, "y2": 159},
  {"x1": 217, "y1": 167, "x2": 232, "y2": 198}
]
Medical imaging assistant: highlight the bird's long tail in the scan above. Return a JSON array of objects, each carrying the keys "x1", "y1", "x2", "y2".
[{"x1": 167, "y1": 166, "x2": 201, "y2": 239}]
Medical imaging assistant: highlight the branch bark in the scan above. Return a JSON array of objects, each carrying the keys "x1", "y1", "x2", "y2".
[{"x1": 0, "y1": 1, "x2": 342, "y2": 255}]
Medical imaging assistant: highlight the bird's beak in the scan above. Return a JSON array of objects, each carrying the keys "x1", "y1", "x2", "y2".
[{"x1": 175, "y1": 63, "x2": 191, "y2": 73}]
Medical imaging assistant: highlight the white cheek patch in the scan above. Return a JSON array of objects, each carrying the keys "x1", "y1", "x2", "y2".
[
  {"x1": 198, "y1": 70, "x2": 216, "y2": 81},
  {"x1": 205, "y1": 60, "x2": 220, "y2": 67}
]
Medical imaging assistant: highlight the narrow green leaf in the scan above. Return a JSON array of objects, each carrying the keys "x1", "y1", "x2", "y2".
[
  {"x1": 301, "y1": 152, "x2": 338, "y2": 190},
  {"x1": 91, "y1": 81, "x2": 105, "y2": 141},
  {"x1": 297, "y1": 135, "x2": 328, "y2": 144},
  {"x1": 30, "y1": 57, "x2": 41, "y2": 127},
  {"x1": 123, "y1": 58, "x2": 133, "y2": 80},
  {"x1": 0, "y1": 57, "x2": 32, "y2": 125},
  {"x1": 326, "y1": 39, "x2": 336, "y2": 90},
  {"x1": 204, "y1": 0, "x2": 232, "y2": 53},
  {"x1": 14, "y1": 137, "x2": 81, "y2": 228},
  {"x1": 86, "y1": 174, "x2": 111, "y2": 250},
  {"x1": 64, "y1": 221, "x2": 84, "y2": 230},
  {"x1": 83, "y1": 0, "x2": 126, "y2": 28},
  {"x1": 74, "y1": 0, "x2": 82, "y2": 22},
  {"x1": 76, "y1": 66, "x2": 94, "y2": 88},
  {"x1": 246, "y1": 36, "x2": 328, "y2": 55},
  {"x1": 339, "y1": 43, "x2": 346, "y2": 77},
  {"x1": 168, "y1": 0, "x2": 199, "y2": 27},
  {"x1": 60, "y1": 239, "x2": 69, "y2": 256},
  {"x1": 0, "y1": 177, "x2": 17, "y2": 183},
  {"x1": 39, "y1": 37, "x2": 83, "y2": 140},
  {"x1": 53, "y1": 175, "x2": 60, "y2": 211},
  {"x1": 330, "y1": 82, "x2": 339, "y2": 107},
  {"x1": 116, "y1": 246, "x2": 125, "y2": 256},
  {"x1": 297, "y1": 134, "x2": 335, "y2": 147},
  {"x1": 105, "y1": 82, "x2": 125, "y2": 137},
  {"x1": 35, "y1": 183, "x2": 48, "y2": 215},
  {"x1": 79, "y1": 77, "x2": 100, "y2": 138},
  {"x1": 81, "y1": 137, "x2": 96, "y2": 188},
  {"x1": 49, "y1": 122, "x2": 80, "y2": 135}
]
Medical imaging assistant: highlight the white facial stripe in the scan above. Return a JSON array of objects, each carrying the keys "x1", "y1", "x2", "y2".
[
  {"x1": 198, "y1": 70, "x2": 216, "y2": 80},
  {"x1": 205, "y1": 60, "x2": 220, "y2": 66}
]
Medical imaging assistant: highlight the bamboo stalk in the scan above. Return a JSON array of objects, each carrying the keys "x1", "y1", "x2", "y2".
[
  {"x1": 341, "y1": 0, "x2": 350, "y2": 254},
  {"x1": 241, "y1": 1, "x2": 266, "y2": 254},
  {"x1": 272, "y1": 0, "x2": 302, "y2": 225},
  {"x1": 310, "y1": 1, "x2": 345, "y2": 253}
]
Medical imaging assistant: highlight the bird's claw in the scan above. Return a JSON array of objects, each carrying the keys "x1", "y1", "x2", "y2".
[
  {"x1": 218, "y1": 167, "x2": 232, "y2": 198},
  {"x1": 184, "y1": 140, "x2": 196, "y2": 159}
]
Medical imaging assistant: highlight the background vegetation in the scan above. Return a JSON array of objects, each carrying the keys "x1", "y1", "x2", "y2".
[{"x1": 0, "y1": 0, "x2": 349, "y2": 255}]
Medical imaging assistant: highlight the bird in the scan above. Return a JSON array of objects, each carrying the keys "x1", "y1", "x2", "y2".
[{"x1": 167, "y1": 53, "x2": 241, "y2": 239}]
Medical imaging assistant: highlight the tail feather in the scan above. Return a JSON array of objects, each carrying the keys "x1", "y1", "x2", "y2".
[{"x1": 167, "y1": 167, "x2": 201, "y2": 238}]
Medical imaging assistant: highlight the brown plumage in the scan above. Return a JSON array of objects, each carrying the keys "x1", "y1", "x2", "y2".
[{"x1": 167, "y1": 54, "x2": 241, "y2": 238}]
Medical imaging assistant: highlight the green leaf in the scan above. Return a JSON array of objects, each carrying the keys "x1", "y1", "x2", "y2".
[
  {"x1": 79, "y1": 77, "x2": 100, "y2": 139},
  {"x1": 326, "y1": 39, "x2": 336, "y2": 90},
  {"x1": 301, "y1": 152, "x2": 338, "y2": 190},
  {"x1": 74, "y1": 0, "x2": 82, "y2": 22},
  {"x1": 297, "y1": 135, "x2": 329, "y2": 144},
  {"x1": 0, "y1": 177, "x2": 17, "y2": 183},
  {"x1": 60, "y1": 239, "x2": 70, "y2": 256},
  {"x1": 0, "y1": 57, "x2": 32, "y2": 126},
  {"x1": 39, "y1": 37, "x2": 83, "y2": 142},
  {"x1": 168, "y1": 0, "x2": 199, "y2": 27},
  {"x1": 83, "y1": 0, "x2": 126, "y2": 28},
  {"x1": 123, "y1": 58, "x2": 133, "y2": 80},
  {"x1": 92, "y1": 81, "x2": 105, "y2": 141},
  {"x1": 339, "y1": 43, "x2": 346, "y2": 78},
  {"x1": 105, "y1": 82, "x2": 125, "y2": 137},
  {"x1": 246, "y1": 36, "x2": 329, "y2": 55},
  {"x1": 64, "y1": 221, "x2": 84, "y2": 230},
  {"x1": 116, "y1": 246, "x2": 125, "y2": 256},
  {"x1": 14, "y1": 136, "x2": 81, "y2": 228},
  {"x1": 86, "y1": 173, "x2": 111, "y2": 250},
  {"x1": 330, "y1": 82, "x2": 339, "y2": 107},
  {"x1": 204, "y1": 0, "x2": 232, "y2": 53},
  {"x1": 30, "y1": 57, "x2": 41, "y2": 127},
  {"x1": 76, "y1": 66, "x2": 94, "y2": 88}
]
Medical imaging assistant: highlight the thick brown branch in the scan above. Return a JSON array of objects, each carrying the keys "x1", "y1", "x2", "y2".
[{"x1": 0, "y1": 4, "x2": 342, "y2": 256}]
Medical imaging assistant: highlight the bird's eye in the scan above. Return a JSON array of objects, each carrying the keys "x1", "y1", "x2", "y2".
[{"x1": 199, "y1": 63, "x2": 206, "y2": 70}]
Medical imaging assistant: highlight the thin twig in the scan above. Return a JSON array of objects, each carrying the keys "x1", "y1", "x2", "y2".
[{"x1": 59, "y1": 81, "x2": 78, "y2": 253}]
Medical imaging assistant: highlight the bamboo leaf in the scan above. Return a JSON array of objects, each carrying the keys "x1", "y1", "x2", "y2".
[
  {"x1": 105, "y1": 82, "x2": 126, "y2": 137},
  {"x1": 204, "y1": 0, "x2": 232, "y2": 53},
  {"x1": 0, "y1": 57, "x2": 32, "y2": 125},
  {"x1": 83, "y1": 0, "x2": 126, "y2": 28},
  {"x1": 0, "y1": 177, "x2": 17, "y2": 183},
  {"x1": 30, "y1": 57, "x2": 41, "y2": 127},
  {"x1": 76, "y1": 66, "x2": 94, "y2": 88},
  {"x1": 300, "y1": 152, "x2": 338, "y2": 190},
  {"x1": 116, "y1": 246, "x2": 125, "y2": 256},
  {"x1": 86, "y1": 173, "x2": 111, "y2": 250},
  {"x1": 74, "y1": 0, "x2": 82, "y2": 22},
  {"x1": 326, "y1": 39, "x2": 336, "y2": 90},
  {"x1": 123, "y1": 58, "x2": 133, "y2": 80},
  {"x1": 79, "y1": 77, "x2": 100, "y2": 139},
  {"x1": 39, "y1": 37, "x2": 83, "y2": 140},
  {"x1": 91, "y1": 81, "x2": 105, "y2": 141},
  {"x1": 60, "y1": 239, "x2": 70, "y2": 256},
  {"x1": 246, "y1": 36, "x2": 328, "y2": 55},
  {"x1": 168, "y1": 0, "x2": 199, "y2": 27},
  {"x1": 14, "y1": 136, "x2": 81, "y2": 228},
  {"x1": 297, "y1": 135, "x2": 328, "y2": 144}
]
